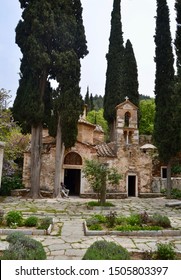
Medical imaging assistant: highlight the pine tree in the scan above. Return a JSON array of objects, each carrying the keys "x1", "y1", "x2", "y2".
[
  {"x1": 104, "y1": 0, "x2": 125, "y2": 139},
  {"x1": 123, "y1": 40, "x2": 139, "y2": 107},
  {"x1": 154, "y1": 0, "x2": 176, "y2": 198}
]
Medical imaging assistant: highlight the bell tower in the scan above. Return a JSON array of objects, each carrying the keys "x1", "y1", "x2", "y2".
[{"x1": 115, "y1": 97, "x2": 139, "y2": 147}]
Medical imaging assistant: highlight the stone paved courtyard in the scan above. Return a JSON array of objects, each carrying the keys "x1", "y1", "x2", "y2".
[{"x1": 0, "y1": 196, "x2": 181, "y2": 259}]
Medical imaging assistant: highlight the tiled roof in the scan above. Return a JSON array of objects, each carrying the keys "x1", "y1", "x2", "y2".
[{"x1": 96, "y1": 142, "x2": 116, "y2": 157}]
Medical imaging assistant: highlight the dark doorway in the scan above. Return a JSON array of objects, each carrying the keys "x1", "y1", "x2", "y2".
[
  {"x1": 64, "y1": 169, "x2": 81, "y2": 195},
  {"x1": 128, "y1": 175, "x2": 136, "y2": 196}
]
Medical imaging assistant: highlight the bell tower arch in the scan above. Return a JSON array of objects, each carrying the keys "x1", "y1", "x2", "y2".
[{"x1": 116, "y1": 97, "x2": 139, "y2": 147}]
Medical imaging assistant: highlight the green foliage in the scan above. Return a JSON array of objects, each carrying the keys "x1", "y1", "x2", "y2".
[
  {"x1": 106, "y1": 211, "x2": 117, "y2": 228},
  {"x1": 82, "y1": 240, "x2": 130, "y2": 260},
  {"x1": 126, "y1": 214, "x2": 141, "y2": 226},
  {"x1": 5, "y1": 211, "x2": 23, "y2": 227},
  {"x1": 86, "y1": 109, "x2": 108, "y2": 135},
  {"x1": 171, "y1": 188, "x2": 181, "y2": 199},
  {"x1": 171, "y1": 164, "x2": 181, "y2": 174},
  {"x1": 1, "y1": 232, "x2": 46, "y2": 260},
  {"x1": 87, "y1": 201, "x2": 115, "y2": 207},
  {"x1": 122, "y1": 39, "x2": 139, "y2": 107},
  {"x1": 38, "y1": 217, "x2": 53, "y2": 230},
  {"x1": 115, "y1": 225, "x2": 162, "y2": 231},
  {"x1": 92, "y1": 214, "x2": 107, "y2": 223},
  {"x1": 83, "y1": 159, "x2": 121, "y2": 204},
  {"x1": 104, "y1": 0, "x2": 125, "y2": 125},
  {"x1": 0, "y1": 209, "x2": 4, "y2": 225},
  {"x1": 0, "y1": 176, "x2": 24, "y2": 196},
  {"x1": 86, "y1": 212, "x2": 170, "y2": 232},
  {"x1": 139, "y1": 99, "x2": 155, "y2": 135},
  {"x1": 154, "y1": 0, "x2": 176, "y2": 163},
  {"x1": 154, "y1": 242, "x2": 176, "y2": 260},
  {"x1": 151, "y1": 213, "x2": 171, "y2": 228},
  {"x1": 88, "y1": 224, "x2": 103, "y2": 231},
  {"x1": 24, "y1": 216, "x2": 39, "y2": 227}
]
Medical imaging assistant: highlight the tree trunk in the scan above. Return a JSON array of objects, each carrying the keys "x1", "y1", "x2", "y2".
[
  {"x1": 29, "y1": 124, "x2": 42, "y2": 198},
  {"x1": 166, "y1": 161, "x2": 172, "y2": 198},
  {"x1": 100, "y1": 171, "x2": 107, "y2": 205},
  {"x1": 53, "y1": 115, "x2": 65, "y2": 198}
]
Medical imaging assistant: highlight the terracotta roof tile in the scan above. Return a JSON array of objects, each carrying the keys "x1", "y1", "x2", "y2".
[{"x1": 96, "y1": 142, "x2": 116, "y2": 157}]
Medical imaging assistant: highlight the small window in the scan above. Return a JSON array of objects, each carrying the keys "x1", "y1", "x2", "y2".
[{"x1": 161, "y1": 167, "x2": 167, "y2": 179}]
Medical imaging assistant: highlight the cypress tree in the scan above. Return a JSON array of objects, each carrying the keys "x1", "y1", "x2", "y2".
[
  {"x1": 154, "y1": 0, "x2": 176, "y2": 197},
  {"x1": 49, "y1": 0, "x2": 88, "y2": 197},
  {"x1": 175, "y1": 0, "x2": 181, "y2": 78},
  {"x1": 13, "y1": 0, "x2": 88, "y2": 198},
  {"x1": 84, "y1": 86, "x2": 90, "y2": 111},
  {"x1": 104, "y1": 0, "x2": 125, "y2": 139},
  {"x1": 123, "y1": 40, "x2": 139, "y2": 107}
]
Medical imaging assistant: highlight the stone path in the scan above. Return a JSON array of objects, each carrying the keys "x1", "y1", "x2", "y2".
[{"x1": 0, "y1": 196, "x2": 181, "y2": 259}]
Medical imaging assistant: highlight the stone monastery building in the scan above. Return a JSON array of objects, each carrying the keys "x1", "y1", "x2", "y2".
[{"x1": 23, "y1": 98, "x2": 171, "y2": 198}]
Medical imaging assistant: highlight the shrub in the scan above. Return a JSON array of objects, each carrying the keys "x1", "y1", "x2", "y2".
[
  {"x1": 0, "y1": 209, "x2": 4, "y2": 225},
  {"x1": 151, "y1": 213, "x2": 171, "y2": 228},
  {"x1": 139, "y1": 211, "x2": 149, "y2": 224},
  {"x1": 38, "y1": 217, "x2": 52, "y2": 230},
  {"x1": 0, "y1": 176, "x2": 24, "y2": 196},
  {"x1": 154, "y1": 242, "x2": 176, "y2": 260},
  {"x1": 24, "y1": 216, "x2": 39, "y2": 227},
  {"x1": 1, "y1": 232, "x2": 46, "y2": 260},
  {"x1": 115, "y1": 225, "x2": 162, "y2": 231},
  {"x1": 126, "y1": 213, "x2": 141, "y2": 226},
  {"x1": 88, "y1": 224, "x2": 103, "y2": 230},
  {"x1": 171, "y1": 188, "x2": 181, "y2": 199},
  {"x1": 92, "y1": 214, "x2": 107, "y2": 223},
  {"x1": 5, "y1": 210, "x2": 23, "y2": 227},
  {"x1": 82, "y1": 240, "x2": 130, "y2": 260},
  {"x1": 106, "y1": 211, "x2": 117, "y2": 228},
  {"x1": 86, "y1": 218, "x2": 99, "y2": 227}
]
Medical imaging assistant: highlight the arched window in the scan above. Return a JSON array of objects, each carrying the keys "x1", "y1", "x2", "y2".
[
  {"x1": 64, "y1": 152, "x2": 82, "y2": 165},
  {"x1": 124, "y1": 112, "x2": 131, "y2": 127}
]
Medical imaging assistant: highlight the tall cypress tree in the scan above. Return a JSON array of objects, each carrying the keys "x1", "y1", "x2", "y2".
[
  {"x1": 154, "y1": 0, "x2": 176, "y2": 197},
  {"x1": 123, "y1": 39, "x2": 139, "y2": 107},
  {"x1": 104, "y1": 0, "x2": 125, "y2": 139},
  {"x1": 175, "y1": 0, "x2": 181, "y2": 78},
  {"x1": 13, "y1": 0, "x2": 88, "y2": 198},
  {"x1": 49, "y1": 0, "x2": 88, "y2": 197}
]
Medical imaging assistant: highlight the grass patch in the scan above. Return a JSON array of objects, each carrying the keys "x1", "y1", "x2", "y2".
[{"x1": 87, "y1": 201, "x2": 115, "y2": 207}]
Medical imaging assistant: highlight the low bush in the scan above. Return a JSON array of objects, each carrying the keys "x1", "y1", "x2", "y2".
[
  {"x1": 126, "y1": 214, "x2": 141, "y2": 226},
  {"x1": 24, "y1": 216, "x2": 39, "y2": 227},
  {"x1": 5, "y1": 210, "x2": 23, "y2": 227},
  {"x1": 88, "y1": 224, "x2": 103, "y2": 230},
  {"x1": 171, "y1": 188, "x2": 181, "y2": 199},
  {"x1": 115, "y1": 225, "x2": 162, "y2": 231},
  {"x1": 151, "y1": 213, "x2": 171, "y2": 228},
  {"x1": 0, "y1": 176, "x2": 24, "y2": 196},
  {"x1": 82, "y1": 240, "x2": 130, "y2": 260},
  {"x1": 153, "y1": 242, "x2": 176, "y2": 260},
  {"x1": 106, "y1": 211, "x2": 117, "y2": 228},
  {"x1": 38, "y1": 217, "x2": 53, "y2": 230},
  {"x1": 1, "y1": 232, "x2": 46, "y2": 260}
]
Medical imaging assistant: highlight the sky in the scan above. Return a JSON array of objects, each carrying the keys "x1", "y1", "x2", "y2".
[{"x1": 0, "y1": 0, "x2": 177, "y2": 106}]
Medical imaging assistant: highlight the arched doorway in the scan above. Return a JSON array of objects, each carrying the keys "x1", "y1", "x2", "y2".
[{"x1": 63, "y1": 152, "x2": 82, "y2": 195}]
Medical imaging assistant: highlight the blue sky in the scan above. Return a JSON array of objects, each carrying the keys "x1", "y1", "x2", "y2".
[{"x1": 0, "y1": 0, "x2": 176, "y2": 106}]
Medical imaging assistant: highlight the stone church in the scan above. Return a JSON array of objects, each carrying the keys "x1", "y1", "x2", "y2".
[{"x1": 23, "y1": 98, "x2": 170, "y2": 198}]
